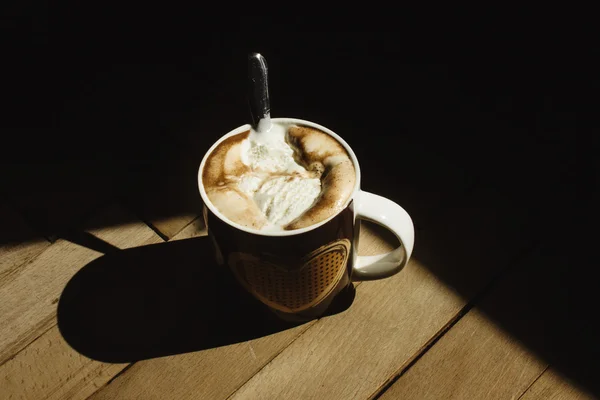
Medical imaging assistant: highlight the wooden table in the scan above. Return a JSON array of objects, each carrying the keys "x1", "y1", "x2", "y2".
[
  {"x1": 0, "y1": 184, "x2": 595, "y2": 400},
  {"x1": 0, "y1": 110, "x2": 595, "y2": 400}
]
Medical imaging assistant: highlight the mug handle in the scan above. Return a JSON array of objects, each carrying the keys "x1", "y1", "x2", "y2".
[{"x1": 352, "y1": 191, "x2": 415, "y2": 281}]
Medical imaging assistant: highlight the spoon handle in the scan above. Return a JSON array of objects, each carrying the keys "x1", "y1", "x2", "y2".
[{"x1": 248, "y1": 53, "x2": 271, "y2": 129}]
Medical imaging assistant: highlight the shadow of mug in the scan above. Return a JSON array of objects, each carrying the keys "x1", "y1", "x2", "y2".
[{"x1": 57, "y1": 236, "x2": 356, "y2": 363}]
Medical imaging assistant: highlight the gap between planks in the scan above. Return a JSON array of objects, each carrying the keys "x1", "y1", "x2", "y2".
[
  {"x1": 370, "y1": 241, "x2": 541, "y2": 400},
  {"x1": 516, "y1": 365, "x2": 550, "y2": 400}
]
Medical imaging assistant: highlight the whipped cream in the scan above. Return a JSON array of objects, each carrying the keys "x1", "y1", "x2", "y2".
[
  {"x1": 240, "y1": 122, "x2": 303, "y2": 173},
  {"x1": 237, "y1": 121, "x2": 321, "y2": 228}
]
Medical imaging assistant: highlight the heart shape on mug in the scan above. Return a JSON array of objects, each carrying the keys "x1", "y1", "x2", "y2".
[{"x1": 228, "y1": 239, "x2": 351, "y2": 313}]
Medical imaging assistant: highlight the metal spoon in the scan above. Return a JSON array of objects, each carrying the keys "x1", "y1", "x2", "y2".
[{"x1": 247, "y1": 52, "x2": 272, "y2": 133}]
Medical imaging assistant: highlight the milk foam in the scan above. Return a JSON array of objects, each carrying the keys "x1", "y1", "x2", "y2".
[{"x1": 203, "y1": 121, "x2": 355, "y2": 231}]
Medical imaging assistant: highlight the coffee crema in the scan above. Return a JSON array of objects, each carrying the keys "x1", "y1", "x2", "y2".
[{"x1": 202, "y1": 123, "x2": 356, "y2": 231}]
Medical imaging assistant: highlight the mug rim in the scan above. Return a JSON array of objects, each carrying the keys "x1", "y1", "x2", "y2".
[{"x1": 198, "y1": 117, "x2": 362, "y2": 237}]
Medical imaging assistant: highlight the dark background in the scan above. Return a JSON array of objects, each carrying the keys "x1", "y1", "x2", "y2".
[
  {"x1": 3, "y1": 5, "x2": 598, "y2": 395},
  {"x1": 3, "y1": 12, "x2": 594, "y2": 231}
]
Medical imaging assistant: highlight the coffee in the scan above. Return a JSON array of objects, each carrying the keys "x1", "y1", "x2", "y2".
[{"x1": 202, "y1": 122, "x2": 356, "y2": 231}]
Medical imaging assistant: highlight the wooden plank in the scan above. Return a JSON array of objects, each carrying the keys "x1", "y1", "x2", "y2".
[
  {"x1": 91, "y1": 188, "x2": 536, "y2": 400},
  {"x1": 229, "y1": 259, "x2": 462, "y2": 400},
  {"x1": 0, "y1": 202, "x2": 50, "y2": 281},
  {"x1": 0, "y1": 324, "x2": 129, "y2": 400},
  {"x1": 0, "y1": 240, "x2": 99, "y2": 365},
  {"x1": 520, "y1": 368, "x2": 597, "y2": 400},
  {"x1": 87, "y1": 221, "x2": 397, "y2": 400},
  {"x1": 91, "y1": 324, "x2": 314, "y2": 400},
  {"x1": 227, "y1": 189, "x2": 537, "y2": 400},
  {"x1": 170, "y1": 217, "x2": 207, "y2": 241},
  {"x1": 150, "y1": 213, "x2": 202, "y2": 240},
  {"x1": 379, "y1": 272, "x2": 546, "y2": 399},
  {"x1": 119, "y1": 152, "x2": 204, "y2": 240},
  {"x1": 84, "y1": 208, "x2": 164, "y2": 250},
  {"x1": 0, "y1": 207, "x2": 162, "y2": 400},
  {"x1": 378, "y1": 226, "x2": 593, "y2": 399},
  {"x1": 377, "y1": 317, "x2": 544, "y2": 399},
  {"x1": 0, "y1": 206, "x2": 162, "y2": 366}
]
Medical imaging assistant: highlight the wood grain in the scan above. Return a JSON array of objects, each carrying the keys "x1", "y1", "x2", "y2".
[
  {"x1": 91, "y1": 188, "x2": 535, "y2": 400},
  {"x1": 90, "y1": 323, "x2": 314, "y2": 400},
  {"x1": 520, "y1": 369, "x2": 597, "y2": 400},
  {"x1": 150, "y1": 213, "x2": 202, "y2": 240},
  {"x1": 0, "y1": 202, "x2": 50, "y2": 282},
  {"x1": 379, "y1": 306, "x2": 545, "y2": 399},
  {"x1": 0, "y1": 206, "x2": 162, "y2": 365},
  {"x1": 230, "y1": 259, "x2": 462, "y2": 400},
  {"x1": 87, "y1": 222, "x2": 396, "y2": 400},
  {"x1": 0, "y1": 323, "x2": 128, "y2": 400},
  {"x1": 0, "y1": 238, "x2": 102, "y2": 366},
  {"x1": 85, "y1": 208, "x2": 164, "y2": 250},
  {"x1": 379, "y1": 232, "x2": 593, "y2": 400},
  {"x1": 0, "y1": 207, "x2": 163, "y2": 400},
  {"x1": 228, "y1": 190, "x2": 536, "y2": 400},
  {"x1": 169, "y1": 217, "x2": 207, "y2": 241}
]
